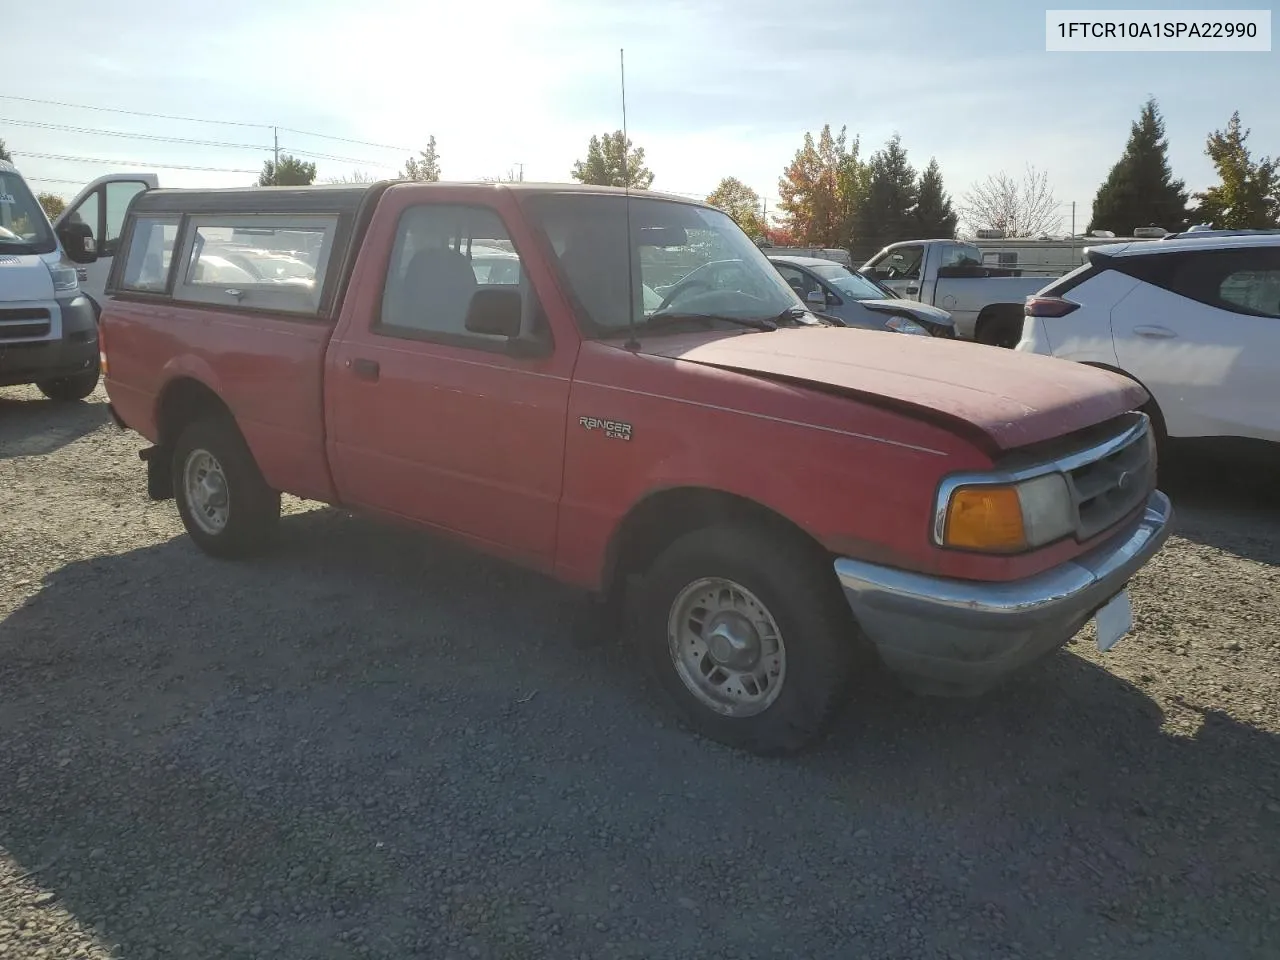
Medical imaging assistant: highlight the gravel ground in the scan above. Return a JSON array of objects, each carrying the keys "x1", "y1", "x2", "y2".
[{"x1": 2, "y1": 383, "x2": 1279, "y2": 960}]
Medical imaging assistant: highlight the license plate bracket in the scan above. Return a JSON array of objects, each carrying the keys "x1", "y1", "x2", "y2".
[{"x1": 1095, "y1": 588, "x2": 1133, "y2": 653}]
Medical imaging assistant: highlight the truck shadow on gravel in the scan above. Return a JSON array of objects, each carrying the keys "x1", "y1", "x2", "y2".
[
  {"x1": 0, "y1": 390, "x2": 109, "y2": 460},
  {"x1": 1158, "y1": 446, "x2": 1280, "y2": 566},
  {"x1": 2, "y1": 509, "x2": 1278, "y2": 958}
]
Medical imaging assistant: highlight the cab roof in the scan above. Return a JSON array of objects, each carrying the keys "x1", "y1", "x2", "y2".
[{"x1": 129, "y1": 180, "x2": 707, "y2": 218}]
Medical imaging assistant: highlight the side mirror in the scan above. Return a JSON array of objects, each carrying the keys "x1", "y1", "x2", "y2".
[
  {"x1": 465, "y1": 288, "x2": 523, "y2": 338},
  {"x1": 805, "y1": 289, "x2": 827, "y2": 308},
  {"x1": 786, "y1": 277, "x2": 804, "y2": 292},
  {"x1": 57, "y1": 221, "x2": 97, "y2": 265}
]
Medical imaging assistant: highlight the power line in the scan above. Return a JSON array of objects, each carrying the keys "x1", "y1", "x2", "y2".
[
  {"x1": 1, "y1": 116, "x2": 396, "y2": 169},
  {"x1": 0, "y1": 94, "x2": 270, "y2": 129},
  {"x1": 0, "y1": 116, "x2": 269, "y2": 151},
  {"x1": 277, "y1": 127, "x2": 412, "y2": 153},
  {"x1": 278, "y1": 146, "x2": 398, "y2": 169},
  {"x1": 0, "y1": 94, "x2": 414, "y2": 152},
  {"x1": 11, "y1": 151, "x2": 258, "y2": 174}
]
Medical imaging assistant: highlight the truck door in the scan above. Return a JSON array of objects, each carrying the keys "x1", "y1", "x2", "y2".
[
  {"x1": 56, "y1": 174, "x2": 159, "y2": 306},
  {"x1": 325, "y1": 190, "x2": 575, "y2": 569}
]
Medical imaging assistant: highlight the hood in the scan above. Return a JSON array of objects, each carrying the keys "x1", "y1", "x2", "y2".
[
  {"x1": 858, "y1": 298, "x2": 953, "y2": 327},
  {"x1": 0, "y1": 253, "x2": 57, "y2": 302},
  {"x1": 640, "y1": 328, "x2": 1147, "y2": 453}
]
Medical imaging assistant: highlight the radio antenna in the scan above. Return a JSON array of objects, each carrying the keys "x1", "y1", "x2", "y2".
[{"x1": 620, "y1": 47, "x2": 639, "y2": 351}]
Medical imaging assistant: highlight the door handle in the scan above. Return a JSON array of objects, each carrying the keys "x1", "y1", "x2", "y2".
[
  {"x1": 347, "y1": 357, "x2": 380, "y2": 381},
  {"x1": 1133, "y1": 325, "x2": 1177, "y2": 339}
]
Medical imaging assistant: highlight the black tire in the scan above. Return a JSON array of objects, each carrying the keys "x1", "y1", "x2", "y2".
[
  {"x1": 172, "y1": 416, "x2": 280, "y2": 559},
  {"x1": 636, "y1": 523, "x2": 864, "y2": 756},
  {"x1": 37, "y1": 369, "x2": 99, "y2": 402},
  {"x1": 1141, "y1": 395, "x2": 1169, "y2": 479},
  {"x1": 975, "y1": 309, "x2": 1024, "y2": 349}
]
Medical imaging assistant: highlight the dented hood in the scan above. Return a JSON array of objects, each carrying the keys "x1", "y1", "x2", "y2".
[{"x1": 641, "y1": 328, "x2": 1147, "y2": 452}]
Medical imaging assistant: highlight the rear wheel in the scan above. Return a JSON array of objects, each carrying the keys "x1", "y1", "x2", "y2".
[
  {"x1": 172, "y1": 417, "x2": 280, "y2": 559},
  {"x1": 637, "y1": 524, "x2": 862, "y2": 756},
  {"x1": 37, "y1": 369, "x2": 99, "y2": 402}
]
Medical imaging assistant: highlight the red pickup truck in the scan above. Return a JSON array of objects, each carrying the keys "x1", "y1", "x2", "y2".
[{"x1": 100, "y1": 181, "x2": 1173, "y2": 755}]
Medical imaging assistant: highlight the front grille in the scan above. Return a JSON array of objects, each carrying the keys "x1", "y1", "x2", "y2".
[
  {"x1": 0, "y1": 307, "x2": 52, "y2": 341},
  {"x1": 1063, "y1": 419, "x2": 1154, "y2": 541}
]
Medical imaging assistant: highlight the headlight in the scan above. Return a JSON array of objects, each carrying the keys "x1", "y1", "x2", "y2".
[
  {"x1": 884, "y1": 315, "x2": 928, "y2": 336},
  {"x1": 46, "y1": 259, "x2": 80, "y2": 293},
  {"x1": 938, "y1": 473, "x2": 1074, "y2": 552}
]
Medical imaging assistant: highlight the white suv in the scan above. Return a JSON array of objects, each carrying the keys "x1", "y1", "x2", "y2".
[{"x1": 1017, "y1": 230, "x2": 1280, "y2": 449}]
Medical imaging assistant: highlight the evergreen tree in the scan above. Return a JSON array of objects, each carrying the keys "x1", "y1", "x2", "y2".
[
  {"x1": 914, "y1": 158, "x2": 957, "y2": 238},
  {"x1": 1193, "y1": 111, "x2": 1280, "y2": 229},
  {"x1": 1089, "y1": 98, "x2": 1190, "y2": 234},
  {"x1": 853, "y1": 134, "x2": 917, "y2": 259},
  {"x1": 570, "y1": 131, "x2": 654, "y2": 189},
  {"x1": 0, "y1": 139, "x2": 11, "y2": 163},
  {"x1": 401, "y1": 137, "x2": 442, "y2": 182},
  {"x1": 258, "y1": 154, "x2": 317, "y2": 186}
]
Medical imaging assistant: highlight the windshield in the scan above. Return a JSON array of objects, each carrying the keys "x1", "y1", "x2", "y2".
[
  {"x1": 524, "y1": 192, "x2": 804, "y2": 335},
  {"x1": 810, "y1": 262, "x2": 893, "y2": 300},
  {"x1": 0, "y1": 169, "x2": 56, "y2": 255}
]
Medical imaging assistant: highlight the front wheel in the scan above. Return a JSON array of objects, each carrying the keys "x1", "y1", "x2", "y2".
[
  {"x1": 637, "y1": 524, "x2": 863, "y2": 756},
  {"x1": 37, "y1": 369, "x2": 99, "y2": 402},
  {"x1": 172, "y1": 417, "x2": 280, "y2": 559}
]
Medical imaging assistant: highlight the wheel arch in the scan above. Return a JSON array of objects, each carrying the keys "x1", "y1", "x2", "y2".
[
  {"x1": 155, "y1": 376, "x2": 237, "y2": 448},
  {"x1": 601, "y1": 485, "x2": 831, "y2": 603},
  {"x1": 974, "y1": 302, "x2": 1025, "y2": 348},
  {"x1": 1078, "y1": 361, "x2": 1167, "y2": 438}
]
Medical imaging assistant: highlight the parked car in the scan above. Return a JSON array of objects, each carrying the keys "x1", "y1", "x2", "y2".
[
  {"x1": 1017, "y1": 231, "x2": 1280, "y2": 452},
  {"x1": 0, "y1": 159, "x2": 102, "y2": 401},
  {"x1": 859, "y1": 239, "x2": 1052, "y2": 347},
  {"x1": 100, "y1": 181, "x2": 1172, "y2": 756},
  {"x1": 757, "y1": 244, "x2": 854, "y2": 269},
  {"x1": 769, "y1": 255, "x2": 955, "y2": 337}
]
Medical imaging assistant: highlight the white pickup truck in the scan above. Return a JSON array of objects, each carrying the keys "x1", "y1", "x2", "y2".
[{"x1": 859, "y1": 239, "x2": 1053, "y2": 348}]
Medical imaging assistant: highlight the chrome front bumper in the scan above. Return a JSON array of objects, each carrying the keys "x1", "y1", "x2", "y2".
[{"x1": 835, "y1": 490, "x2": 1173, "y2": 695}]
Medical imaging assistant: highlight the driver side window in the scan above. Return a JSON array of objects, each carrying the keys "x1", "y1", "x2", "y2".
[
  {"x1": 774, "y1": 264, "x2": 813, "y2": 296},
  {"x1": 889, "y1": 246, "x2": 924, "y2": 279}
]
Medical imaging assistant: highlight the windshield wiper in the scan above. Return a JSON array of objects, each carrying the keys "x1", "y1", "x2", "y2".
[{"x1": 640, "y1": 311, "x2": 778, "y2": 332}]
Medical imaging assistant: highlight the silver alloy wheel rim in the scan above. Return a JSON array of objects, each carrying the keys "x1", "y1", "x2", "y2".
[
  {"x1": 183, "y1": 448, "x2": 230, "y2": 535},
  {"x1": 667, "y1": 577, "x2": 787, "y2": 718}
]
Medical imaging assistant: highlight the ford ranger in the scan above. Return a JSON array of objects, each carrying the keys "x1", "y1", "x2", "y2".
[{"x1": 100, "y1": 181, "x2": 1173, "y2": 755}]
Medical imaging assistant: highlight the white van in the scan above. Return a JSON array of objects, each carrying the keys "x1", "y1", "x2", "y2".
[{"x1": 0, "y1": 160, "x2": 104, "y2": 400}]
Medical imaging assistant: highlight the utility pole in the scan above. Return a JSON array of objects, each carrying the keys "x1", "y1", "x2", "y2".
[
  {"x1": 516, "y1": 162, "x2": 524, "y2": 182},
  {"x1": 762, "y1": 196, "x2": 768, "y2": 242},
  {"x1": 272, "y1": 126, "x2": 280, "y2": 185},
  {"x1": 1071, "y1": 200, "x2": 1077, "y2": 264}
]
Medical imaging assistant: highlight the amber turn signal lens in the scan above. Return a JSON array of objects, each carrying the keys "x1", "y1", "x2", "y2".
[{"x1": 944, "y1": 485, "x2": 1027, "y2": 551}]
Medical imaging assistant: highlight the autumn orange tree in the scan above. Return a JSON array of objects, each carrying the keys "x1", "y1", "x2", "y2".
[{"x1": 777, "y1": 124, "x2": 866, "y2": 247}]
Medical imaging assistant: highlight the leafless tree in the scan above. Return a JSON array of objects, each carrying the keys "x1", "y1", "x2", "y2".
[
  {"x1": 959, "y1": 164, "x2": 1062, "y2": 237},
  {"x1": 326, "y1": 169, "x2": 376, "y2": 184}
]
